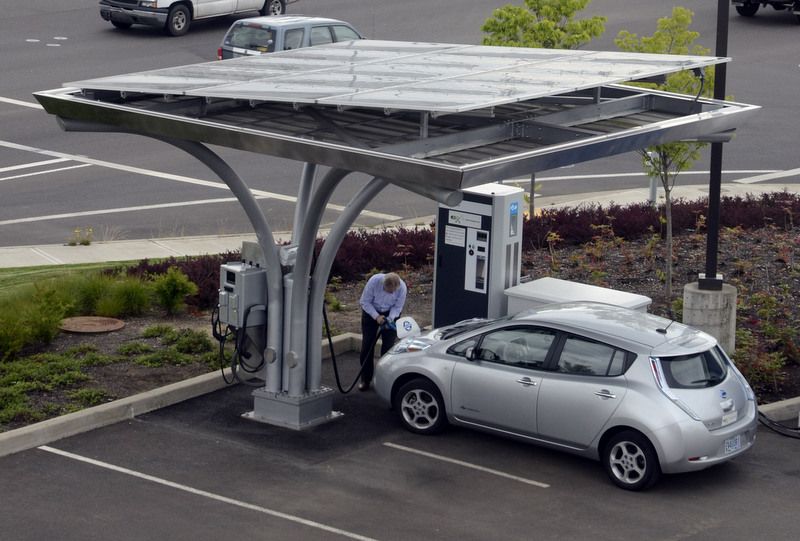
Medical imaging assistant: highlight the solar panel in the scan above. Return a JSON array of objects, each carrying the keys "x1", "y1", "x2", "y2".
[{"x1": 63, "y1": 41, "x2": 727, "y2": 115}]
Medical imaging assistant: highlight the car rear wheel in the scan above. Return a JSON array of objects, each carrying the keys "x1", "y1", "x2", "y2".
[
  {"x1": 735, "y1": 3, "x2": 760, "y2": 16},
  {"x1": 394, "y1": 379, "x2": 446, "y2": 435},
  {"x1": 166, "y1": 4, "x2": 190, "y2": 36},
  {"x1": 261, "y1": 0, "x2": 286, "y2": 16},
  {"x1": 603, "y1": 431, "x2": 661, "y2": 491}
]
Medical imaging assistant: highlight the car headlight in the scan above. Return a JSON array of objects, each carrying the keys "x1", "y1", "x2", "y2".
[
  {"x1": 390, "y1": 338, "x2": 430, "y2": 354},
  {"x1": 140, "y1": 1, "x2": 157, "y2": 8}
]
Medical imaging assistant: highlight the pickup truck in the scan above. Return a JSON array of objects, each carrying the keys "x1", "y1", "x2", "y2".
[
  {"x1": 99, "y1": 0, "x2": 300, "y2": 36},
  {"x1": 731, "y1": 1, "x2": 800, "y2": 23}
]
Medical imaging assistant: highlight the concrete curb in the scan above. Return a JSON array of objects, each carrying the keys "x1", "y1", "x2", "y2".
[
  {"x1": 0, "y1": 333, "x2": 360, "y2": 458},
  {"x1": 759, "y1": 396, "x2": 800, "y2": 425},
  {"x1": 1, "y1": 333, "x2": 797, "y2": 458},
  {"x1": 0, "y1": 369, "x2": 233, "y2": 458}
]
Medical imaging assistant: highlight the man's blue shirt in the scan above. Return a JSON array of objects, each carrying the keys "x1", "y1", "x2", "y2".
[{"x1": 359, "y1": 273, "x2": 407, "y2": 320}]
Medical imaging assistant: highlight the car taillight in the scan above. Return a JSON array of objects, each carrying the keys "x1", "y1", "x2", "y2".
[{"x1": 217, "y1": 47, "x2": 222, "y2": 60}]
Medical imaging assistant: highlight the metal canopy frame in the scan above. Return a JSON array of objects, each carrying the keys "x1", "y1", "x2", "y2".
[{"x1": 34, "y1": 41, "x2": 758, "y2": 429}]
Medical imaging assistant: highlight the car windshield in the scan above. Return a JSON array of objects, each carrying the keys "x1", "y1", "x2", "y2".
[
  {"x1": 436, "y1": 316, "x2": 512, "y2": 340},
  {"x1": 437, "y1": 317, "x2": 502, "y2": 340},
  {"x1": 658, "y1": 346, "x2": 728, "y2": 389}
]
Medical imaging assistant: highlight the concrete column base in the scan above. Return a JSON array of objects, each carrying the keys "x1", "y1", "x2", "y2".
[
  {"x1": 245, "y1": 386, "x2": 342, "y2": 430},
  {"x1": 682, "y1": 281, "x2": 737, "y2": 352}
]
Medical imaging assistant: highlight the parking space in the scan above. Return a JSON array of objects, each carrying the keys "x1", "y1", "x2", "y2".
[{"x1": 2, "y1": 351, "x2": 800, "y2": 541}]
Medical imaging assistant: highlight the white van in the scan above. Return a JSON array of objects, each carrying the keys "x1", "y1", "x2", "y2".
[
  {"x1": 218, "y1": 15, "x2": 363, "y2": 60},
  {"x1": 99, "y1": 0, "x2": 300, "y2": 36}
]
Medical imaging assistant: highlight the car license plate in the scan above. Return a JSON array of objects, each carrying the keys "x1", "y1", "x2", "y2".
[{"x1": 724, "y1": 434, "x2": 742, "y2": 454}]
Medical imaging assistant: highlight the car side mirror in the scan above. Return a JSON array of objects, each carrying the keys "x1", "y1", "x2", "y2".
[{"x1": 465, "y1": 346, "x2": 476, "y2": 361}]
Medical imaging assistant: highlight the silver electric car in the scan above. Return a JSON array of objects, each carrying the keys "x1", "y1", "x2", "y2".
[
  {"x1": 374, "y1": 302, "x2": 758, "y2": 490},
  {"x1": 218, "y1": 15, "x2": 363, "y2": 59}
]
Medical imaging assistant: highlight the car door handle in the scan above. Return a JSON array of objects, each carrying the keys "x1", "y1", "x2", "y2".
[
  {"x1": 517, "y1": 377, "x2": 537, "y2": 387},
  {"x1": 595, "y1": 389, "x2": 616, "y2": 399}
]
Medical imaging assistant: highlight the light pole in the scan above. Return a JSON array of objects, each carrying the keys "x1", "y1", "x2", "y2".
[{"x1": 699, "y1": 0, "x2": 730, "y2": 290}]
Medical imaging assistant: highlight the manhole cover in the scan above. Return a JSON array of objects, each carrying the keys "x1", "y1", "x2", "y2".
[{"x1": 60, "y1": 316, "x2": 126, "y2": 334}]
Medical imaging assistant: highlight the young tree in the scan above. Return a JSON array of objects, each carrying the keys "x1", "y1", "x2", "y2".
[
  {"x1": 481, "y1": 0, "x2": 606, "y2": 49},
  {"x1": 482, "y1": 0, "x2": 606, "y2": 209},
  {"x1": 615, "y1": 7, "x2": 714, "y2": 300}
]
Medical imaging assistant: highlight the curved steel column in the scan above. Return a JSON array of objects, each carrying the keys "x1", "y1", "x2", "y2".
[
  {"x1": 154, "y1": 137, "x2": 285, "y2": 392},
  {"x1": 286, "y1": 168, "x2": 350, "y2": 396},
  {"x1": 56, "y1": 119, "x2": 285, "y2": 392},
  {"x1": 306, "y1": 177, "x2": 389, "y2": 390},
  {"x1": 292, "y1": 163, "x2": 317, "y2": 246}
]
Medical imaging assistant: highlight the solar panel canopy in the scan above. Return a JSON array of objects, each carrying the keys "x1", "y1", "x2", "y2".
[{"x1": 34, "y1": 40, "x2": 758, "y2": 199}]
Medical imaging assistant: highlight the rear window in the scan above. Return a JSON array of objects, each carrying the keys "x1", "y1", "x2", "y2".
[
  {"x1": 659, "y1": 347, "x2": 728, "y2": 389},
  {"x1": 225, "y1": 24, "x2": 276, "y2": 53}
]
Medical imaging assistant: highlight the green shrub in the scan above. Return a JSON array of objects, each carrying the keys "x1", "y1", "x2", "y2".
[
  {"x1": 142, "y1": 324, "x2": 179, "y2": 341},
  {"x1": 151, "y1": 267, "x2": 198, "y2": 315},
  {"x1": 117, "y1": 342, "x2": 155, "y2": 356},
  {"x1": 134, "y1": 349, "x2": 194, "y2": 367},
  {"x1": 110, "y1": 277, "x2": 152, "y2": 317},
  {"x1": 24, "y1": 285, "x2": 73, "y2": 345},
  {"x1": 68, "y1": 388, "x2": 111, "y2": 406},
  {"x1": 173, "y1": 329, "x2": 213, "y2": 354},
  {"x1": 75, "y1": 274, "x2": 115, "y2": 315},
  {"x1": 93, "y1": 294, "x2": 128, "y2": 319},
  {"x1": 0, "y1": 314, "x2": 31, "y2": 362},
  {"x1": 731, "y1": 329, "x2": 787, "y2": 389}
]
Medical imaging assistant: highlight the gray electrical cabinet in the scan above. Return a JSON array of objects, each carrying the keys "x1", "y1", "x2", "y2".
[
  {"x1": 218, "y1": 262, "x2": 267, "y2": 329},
  {"x1": 433, "y1": 183, "x2": 524, "y2": 327}
]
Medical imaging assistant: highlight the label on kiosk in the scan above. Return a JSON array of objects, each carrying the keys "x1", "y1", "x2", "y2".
[{"x1": 465, "y1": 228, "x2": 489, "y2": 293}]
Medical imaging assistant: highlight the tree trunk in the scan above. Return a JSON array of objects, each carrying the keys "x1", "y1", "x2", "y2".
[{"x1": 664, "y1": 182, "x2": 673, "y2": 300}]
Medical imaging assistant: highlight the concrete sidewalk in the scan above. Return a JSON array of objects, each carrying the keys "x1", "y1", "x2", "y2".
[{"x1": 1, "y1": 182, "x2": 797, "y2": 269}]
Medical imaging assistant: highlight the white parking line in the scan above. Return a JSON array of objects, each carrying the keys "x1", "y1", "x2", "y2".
[
  {"x1": 383, "y1": 442, "x2": 549, "y2": 488},
  {"x1": 0, "y1": 196, "x2": 242, "y2": 226},
  {"x1": 0, "y1": 140, "x2": 403, "y2": 222},
  {"x1": 38, "y1": 445, "x2": 379, "y2": 541},
  {"x1": 0, "y1": 163, "x2": 92, "y2": 183},
  {"x1": 731, "y1": 167, "x2": 800, "y2": 184},
  {"x1": 0, "y1": 157, "x2": 70, "y2": 172},
  {"x1": 0, "y1": 96, "x2": 43, "y2": 109}
]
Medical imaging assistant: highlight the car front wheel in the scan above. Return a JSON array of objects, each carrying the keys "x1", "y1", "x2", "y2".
[
  {"x1": 394, "y1": 379, "x2": 446, "y2": 435},
  {"x1": 603, "y1": 431, "x2": 661, "y2": 491},
  {"x1": 166, "y1": 4, "x2": 190, "y2": 36},
  {"x1": 261, "y1": 0, "x2": 286, "y2": 16}
]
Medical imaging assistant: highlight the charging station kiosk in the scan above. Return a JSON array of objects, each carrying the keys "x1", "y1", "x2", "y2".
[{"x1": 433, "y1": 183, "x2": 524, "y2": 327}]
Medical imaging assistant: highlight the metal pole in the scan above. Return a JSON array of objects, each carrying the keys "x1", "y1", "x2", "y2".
[
  {"x1": 306, "y1": 177, "x2": 389, "y2": 390},
  {"x1": 700, "y1": 0, "x2": 729, "y2": 291}
]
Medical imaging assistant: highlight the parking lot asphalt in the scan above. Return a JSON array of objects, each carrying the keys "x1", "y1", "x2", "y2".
[
  {"x1": 1, "y1": 351, "x2": 799, "y2": 541},
  {"x1": 2, "y1": 182, "x2": 800, "y2": 539}
]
